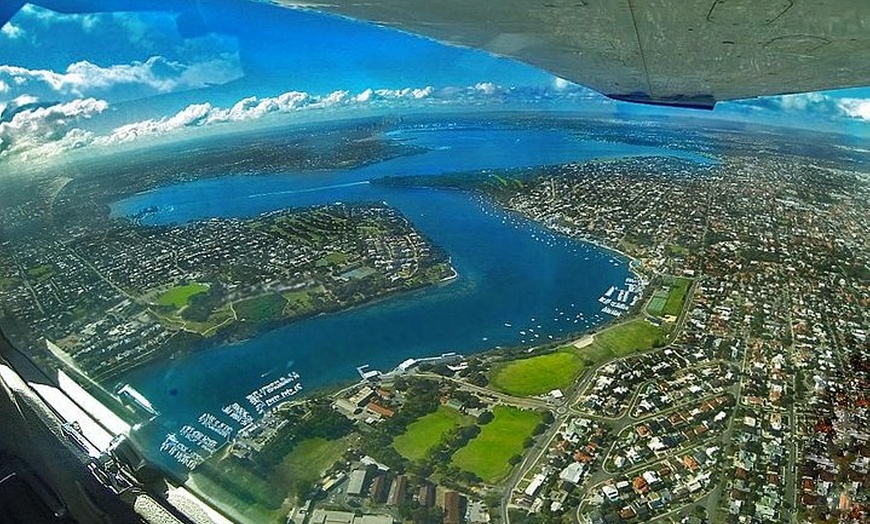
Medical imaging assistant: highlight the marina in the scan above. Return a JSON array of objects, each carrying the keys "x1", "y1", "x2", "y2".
[
  {"x1": 596, "y1": 276, "x2": 645, "y2": 318},
  {"x1": 156, "y1": 370, "x2": 306, "y2": 471},
  {"x1": 159, "y1": 433, "x2": 204, "y2": 471}
]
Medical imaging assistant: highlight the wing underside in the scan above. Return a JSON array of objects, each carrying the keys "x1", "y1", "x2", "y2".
[{"x1": 282, "y1": 0, "x2": 870, "y2": 108}]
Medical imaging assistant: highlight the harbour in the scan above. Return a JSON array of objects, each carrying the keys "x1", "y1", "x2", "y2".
[{"x1": 112, "y1": 121, "x2": 706, "y2": 475}]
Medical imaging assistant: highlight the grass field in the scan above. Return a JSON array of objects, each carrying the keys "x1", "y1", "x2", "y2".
[
  {"x1": 235, "y1": 293, "x2": 287, "y2": 322},
  {"x1": 452, "y1": 406, "x2": 541, "y2": 482},
  {"x1": 596, "y1": 318, "x2": 665, "y2": 356},
  {"x1": 273, "y1": 437, "x2": 348, "y2": 500},
  {"x1": 283, "y1": 288, "x2": 316, "y2": 314},
  {"x1": 182, "y1": 305, "x2": 234, "y2": 336},
  {"x1": 582, "y1": 318, "x2": 667, "y2": 365},
  {"x1": 316, "y1": 251, "x2": 349, "y2": 268},
  {"x1": 647, "y1": 296, "x2": 668, "y2": 315},
  {"x1": 393, "y1": 406, "x2": 471, "y2": 460},
  {"x1": 193, "y1": 436, "x2": 351, "y2": 522},
  {"x1": 0, "y1": 277, "x2": 17, "y2": 292},
  {"x1": 662, "y1": 277, "x2": 692, "y2": 317},
  {"x1": 490, "y1": 349, "x2": 584, "y2": 397},
  {"x1": 157, "y1": 282, "x2": 209, "y2": 308}
]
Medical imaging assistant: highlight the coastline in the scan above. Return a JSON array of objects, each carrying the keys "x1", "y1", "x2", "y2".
[{"x1": 112, "y1": 263, "x2": 461, "y2": 383}]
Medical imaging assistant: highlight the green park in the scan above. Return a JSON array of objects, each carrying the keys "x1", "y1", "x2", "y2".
[
  {"x1": 452, "y1": 406, "x2": 542, "y2": 483},
  {"x1": 393, "y1": 405, "x2": 472, "y2": 460},
  {"x1": 156, "y1": 282, "x2": 209, "y2": 308},
  {"x1": 490, "y1": 348, "x2": 585, "y2": 397}
]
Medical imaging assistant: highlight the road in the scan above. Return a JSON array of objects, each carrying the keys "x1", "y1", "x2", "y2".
[
  {"x1": 407, "y1": 270, "x2": 700, "y2": 524},
  {"x1": 496, "y1": 343, "x2": 618, "y2": 524},
  {"x1": 418, "y1": 372, "x2": 552, "y2": 411}
]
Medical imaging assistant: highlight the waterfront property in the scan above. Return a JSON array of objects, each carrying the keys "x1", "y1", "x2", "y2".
[
  {"x1": 581, "y1": 318, "x2": 668, "y2": 365},
  {"x1": 489, "y1": 348, "x2": 584, "y2": 397}
]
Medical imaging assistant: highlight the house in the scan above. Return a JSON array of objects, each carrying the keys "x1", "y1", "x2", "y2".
[
  {"x1": 559, "y1": 463, "x2": 585, "y2": 485},
  {"x1": 443, "y1": 491, "x2": 465, "y2": 524},
  {"x1": 366, "y1": 402, "x2": 395, "y2": 418},
  {"x1": 387, "y1": 475, "x2": 407, "y2": 507},
  {"x1": 631, "y1": 476, "x2": 649, "y2": 494},
  {"x1": 601, "y1": 485, "x2": 619, "y2": 502}
]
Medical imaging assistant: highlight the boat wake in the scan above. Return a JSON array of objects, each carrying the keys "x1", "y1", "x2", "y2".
[{"x1": 246, "y1": 180, "x2": 370, "y2": 198}]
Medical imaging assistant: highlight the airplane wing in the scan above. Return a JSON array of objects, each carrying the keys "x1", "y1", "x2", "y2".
[
  {"x1": 5, "y1": 0, "x2": 868, "y2": 108},
  {"x1": 281, "y1": 0, "x2": 870, "y2": 108}
]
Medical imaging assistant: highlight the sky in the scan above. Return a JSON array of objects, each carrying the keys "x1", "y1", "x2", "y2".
[{"x1": 1, "y1": 1, "x2": 869, "y2": 164}]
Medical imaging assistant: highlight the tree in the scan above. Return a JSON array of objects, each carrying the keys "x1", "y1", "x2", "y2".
[
  {"x1": 295, "y1": 479, "x2": 315, "y2": 501},
  {"x1": 478, "y1": 411, "x2": 495, "y2": 425},
  {"x1": 412, "y1": 506, "x2": 444, "y2": 524}
]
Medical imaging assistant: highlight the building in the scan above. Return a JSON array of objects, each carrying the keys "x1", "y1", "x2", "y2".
[
  {"x1": 559, "y1": 462, "x2": 585, "y2": 485},
  {"x1": 466, "y1": 500, "x2": 490, "y2": 524},
  {"x1": 525, "y1": 474, "x2": 546, "y2": 497},
  {"x1": 334, "y1": 398, "x2": 361, "y2": 416},
  {"x1": 309, "y1": 510, "x2": 393, "y2": 524},
  {"x1": 354, "y1": 516, "x2": 393, "y2": 524},
  {"x1": 366, "y1": 402, "x2": 395, "y2": 418},
  {"x1": 417, "y1": 483, "x2": 435, "y2": 507},
  {"x1": 369, "y1": 474, "x2": 387, "y2": 503},
  {"x1": 347, "y1": 469, "x2": 369, "y2": 497},
  {"x1": 310, "y1": 510, "x2": 355, "y2": 524},
  {"x1": 387, "y1": 475, "x2": 407, "y2": 506},
  {"x1": 349, "y1": 387, "x2": 376, "y2": 407},
  {"x1": 443, "y1": 491, "x2": 465, "y2": 524}
]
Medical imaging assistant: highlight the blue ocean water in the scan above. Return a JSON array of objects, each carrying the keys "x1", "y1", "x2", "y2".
[{"x1": 112, "y1": 122, "x2": 709, "y2": 474}]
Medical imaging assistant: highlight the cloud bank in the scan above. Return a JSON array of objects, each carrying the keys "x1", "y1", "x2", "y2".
[
  {"x1": 3, "y1": 81, "x2": 869, "y2": 164},
  {"x1": 0, "y1": 55, "x2": 242, "y2": 103},
  {"x1": 0, "y1": 82, "x2": 599, "y2": 162},
  {"x1": 727, "y1": 91, "x2": 870, "y2": 123},
  {"x1": 0, "y1": 98, "x2": 106, "y2": 158}
]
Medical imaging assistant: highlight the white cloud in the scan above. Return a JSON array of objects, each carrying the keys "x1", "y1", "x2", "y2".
[
  {"x1": 553, "y1": 77, "x2": 573, "y2": 91},
  {"x1": 96, "y1": 87, "x2": 441, "y2": 146},
  {"x1": 19, "y1": 5, "x2": 64, "y2": 23},
  {"x1": 0, "y1": 55, "x2": 243, "y2": 102},
  {"x1": 1, "y1": 22, "x2": 25, "y2": 40},
  {"x1": 838, "y1": 98, "x2": 870, "y2": 121},
  {"x1": 18, "y1": 5, "x2": 104, "y2": 33},
  {"x1": 776, "y1": 92, "x2": 826, "y2": 111},
  {"x1": 0, "y1": 98, "x2": 107, "y2": 159},
  {"x1": 354, "y1": 89, "x2": 374, "y2": 103},
  {"x1": 473, "y1": 82, "x2": 499, "y2": 96},
  {"x1": 731, "y1": 91, "x2": 870, "y2": 124},
  {"x1": 12, "y1": 94, "x2": 40, "y2": 107}
]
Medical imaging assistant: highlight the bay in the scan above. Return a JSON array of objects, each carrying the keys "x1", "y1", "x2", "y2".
[{"x1": 112, "y1": 120, "x2": 708, "y2": 474}]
